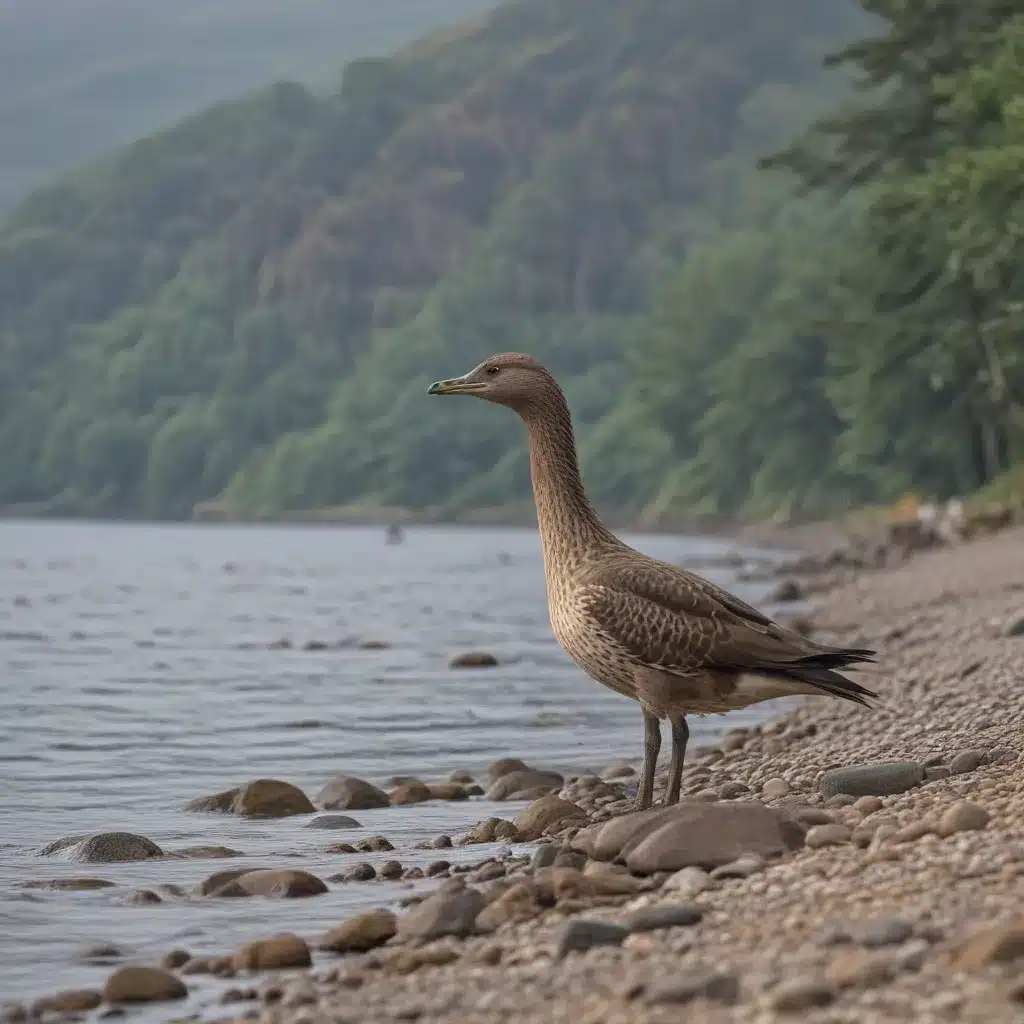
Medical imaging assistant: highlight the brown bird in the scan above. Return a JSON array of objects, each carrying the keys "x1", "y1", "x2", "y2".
[{"x1": 428, "y1": 353, "x2": 877, "y2": 809}]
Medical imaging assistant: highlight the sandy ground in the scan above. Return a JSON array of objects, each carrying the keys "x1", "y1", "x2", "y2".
[{"x1": 14, "y1": 525, "x2": 1024, "y2": 1023}]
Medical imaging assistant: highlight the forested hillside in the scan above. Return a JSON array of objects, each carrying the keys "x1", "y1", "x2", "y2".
[
  {"x1": 2, "y1": 0, "x2": 1021, "y2": 524},
  {"x1": 0, "y1": 0, "x2": 496, "y2": 210}
]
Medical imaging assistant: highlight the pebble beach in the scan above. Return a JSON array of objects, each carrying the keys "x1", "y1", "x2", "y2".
[{"x1": 8, "y1": 522, "x2": 1024, "y2": 1023}]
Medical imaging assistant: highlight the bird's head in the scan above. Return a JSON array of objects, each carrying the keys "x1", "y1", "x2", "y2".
[{"x1": 427, "y1": 352, "x2": 554, "y2": 413}]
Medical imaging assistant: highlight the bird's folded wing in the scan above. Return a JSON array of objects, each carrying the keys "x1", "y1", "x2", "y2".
[{"x1": 579, "y1": 582, "x2": 803, "y2": 676}]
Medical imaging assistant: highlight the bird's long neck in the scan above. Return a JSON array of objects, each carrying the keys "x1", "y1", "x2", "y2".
[{"x1": 520, "y1": 387, "x2": 617, "y2": 571}]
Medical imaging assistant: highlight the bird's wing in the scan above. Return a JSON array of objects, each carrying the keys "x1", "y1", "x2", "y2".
[{"x1": 577, "y1": 566, "x2": 807, "y2": 677}]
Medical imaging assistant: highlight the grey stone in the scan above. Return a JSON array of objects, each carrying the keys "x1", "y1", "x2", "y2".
[
  {"x1": 316, "y1": 776, "x2": 389, "y2": 810},
  {"x1": 303, "y1": 814, "x2": 362, "y2": 829},
  {"x1": 855, "y1": 917, "x2": 913, "y2": 948},
  {"x1": 644, "y1": 968, "x2": 739, "y2": 1006},
  {"x1": 396, "y1": 885, "x2": 485, "y2": 941},
  {"x1": 819, "y1": 762, "x2": 924, "y2": 798},
  {"x1": 949, "y1": 750, "x2": 987, "y2": 775},
  {"x1": 530, "y1": 845, "x2": 559, "y2": 870},
  {"x1": 40, "y1": 832, "x2": 163, "y2": 863},
  {"x1": 485, "y1": 770, "x2": 564, "y2": 801},
  {"x1": 1003, "y1": 613, "x2": 1024, "y2": 637},
  {"x1": 589, "y1": 802, "x2": 805, "y2": 874},
  {"x1": 556, "y1": 920, "x2": 628, "y2": 958},
  {"x1": 710, "y1": 854, "x2": 764, "y2": 879},
  {"x1": 625, "y1": 903, "x2": 703, "y2": 932}
]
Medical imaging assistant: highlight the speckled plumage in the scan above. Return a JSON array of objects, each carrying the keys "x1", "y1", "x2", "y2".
[{"x1": 429, "y1": 353, "x2": 878, "y2": 808}]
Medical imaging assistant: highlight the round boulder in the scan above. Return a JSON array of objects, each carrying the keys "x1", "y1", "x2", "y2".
[
  {"x1": 40, "y1": 832, "x2": 163, "y2": 863},
  {"x1": 316, "y1": 776, "x2": 390, "y2": 810}
]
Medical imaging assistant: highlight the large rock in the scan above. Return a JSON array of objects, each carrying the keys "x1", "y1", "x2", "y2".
[
  {"x1": 40, "y1": 832, "x2": 163, "y2": 863},
  {"x1": 485, "y1": 769, "x2": 564, "y2": 801},
  {"x1": 316, "y1": 776, "x2": 390, "y2": 810},
  {"x1": 231, "y1": 779, "x2": 314, "y2": 816},
  {"x1": 31, "y1": 990, "x2": 102, "y2": 1015},
  {"x1": 818, "y1": 763, "x2": 924, "y2": 798},
  {"x1": 390, "y1": 780, "x2": 432, "y2": 805},
  {"x1": 572, "y1": 802, "x2": 805, "y2": 874},
  {"x1": 514, "y1": 796, "x2": 587, "y2": 840},
  {"x1": 488, "y1": 757, "x2": 530, "y2": 783},
  {"x1": 185, "y1": 779, "x2": 314, "y2": 816},
  {"x1": 103, "y1": 967, "x2": 186, "y2": 1003},
  {"x1": 215, "y1": 869, "x2": 328, "y2": 898},
  {"x1": 233, "y1": 934, "x2": 311, "y2": 971},
  {"x1": 183, "y1": 788, "x2": 238, "y2": 812},
  {"x1": 320, "y1": 910, "x2": 397, "y2": 953},
  {"x1": 396, "y1": 884, "x2": 485, "y2": 941}
]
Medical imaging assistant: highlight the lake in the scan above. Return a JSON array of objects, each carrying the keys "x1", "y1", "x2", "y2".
[{"x1": 0, "y1": 520, "x2": 790, "y2": 1008}]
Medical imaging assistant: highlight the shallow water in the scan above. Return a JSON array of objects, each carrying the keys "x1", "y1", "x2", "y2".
[{"x1": 0, "y1": 520, "x2": 788, "y2": 1008}]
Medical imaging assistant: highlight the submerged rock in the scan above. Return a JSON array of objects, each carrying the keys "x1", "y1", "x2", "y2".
[
  {"x1": 320, "y1": 910, "x2": 397, "y2": 953},
  {"x1": 185, "y1": 779, "x2": 314, "y2": 817},
  {"x1": 103, "y1": 966, "x2": 186, "y2": 1004},
  {"x1": 40, "y1": 832, "x2": 163, "y2": 863},
  {"x1": 316, "y1": 776, "x2": 390, "y2": 810},
  {"x1": 449, "y1": 651, "x2": 499, "y2": 669},
  {"x1": 233, "y1": 934, "x2": 311, "y2": 971}
]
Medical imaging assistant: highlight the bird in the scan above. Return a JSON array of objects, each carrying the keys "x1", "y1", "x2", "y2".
[{"x1": 428, "y1": 353, "x2": 877, "y2": 810}]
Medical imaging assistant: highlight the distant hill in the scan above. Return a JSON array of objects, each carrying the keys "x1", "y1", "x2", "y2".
[
  {"x1": 0, "y1": 0, "x2": 496, "y2": 210},
  {"x1": 0, "y1": 0, "x2": 864, "y2": 520}
]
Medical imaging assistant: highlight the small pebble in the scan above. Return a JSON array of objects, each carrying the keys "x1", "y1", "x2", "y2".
[
  {"x1": 556, "y1": 920, "x2": 628, "y2": 958},
  {"x1": 855, "y1": 917, "x2": 913, "y2": 948},
  {"x1": 949, "y1": 749, "x2": 987, "y2": 775},
  {"x1": 769, "y1": 976, "x2": 836, "y2": 1012},
  {"x1": 805, "y1": 824, "x2": 851, "y2": 849},
  {"x1": 938, "y1": 801, "x2": 990, "y2": 837},
  {"x1": 761, "y1": 778, "x2": 791, "y2": 800}
]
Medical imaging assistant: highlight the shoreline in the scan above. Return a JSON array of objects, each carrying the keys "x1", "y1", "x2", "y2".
[{"x1": 11, "y1": 524, "x2": 1024, "y2": 1022}]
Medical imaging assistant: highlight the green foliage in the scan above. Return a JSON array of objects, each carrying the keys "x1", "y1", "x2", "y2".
[
  {"x1": 5, "y1": 0, "x2": 1021, "y2": 524},
  {"x1": 0, "y1": 0, "x2": 860, "y2": 520}
]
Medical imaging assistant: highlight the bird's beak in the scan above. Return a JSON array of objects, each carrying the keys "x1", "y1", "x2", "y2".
[{"x1": 427, "y1": 375, "x2": 485, "y2": 395}]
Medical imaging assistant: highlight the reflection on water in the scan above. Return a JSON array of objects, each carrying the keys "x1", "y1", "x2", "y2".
[{"x1": 0, "y1": 520, "x2": 783, "y2": 1005}]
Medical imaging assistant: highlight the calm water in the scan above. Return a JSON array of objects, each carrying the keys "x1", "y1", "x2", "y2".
[{"x1": 0, "y1": 521, "x2": 787, "y2": 1008}]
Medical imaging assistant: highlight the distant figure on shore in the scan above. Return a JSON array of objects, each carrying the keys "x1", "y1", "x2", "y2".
[
  {"x1": 497, "y1": 551, "x2": 512, "y2": 565},
  {"x1": 429, "y1": 353, "x2": 877, "y2": 810},
  {"x1": 385, "y1": 523, "x2": 404, "y2": 545}
]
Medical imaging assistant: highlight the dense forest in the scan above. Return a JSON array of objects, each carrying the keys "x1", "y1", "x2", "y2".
[
  {"x1": 1, "y1": 0, "x2": 1022, "y2": 524},
  {"x1": 0, "y1": 0, "x2": 495, "y2": 211}
]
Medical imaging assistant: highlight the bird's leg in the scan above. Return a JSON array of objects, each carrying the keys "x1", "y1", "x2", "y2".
[
  {"x1": 636, "y1": 708, "x2": 661, "y2": 811},
  {"x1": 665, "y1": 714, "x2": 689, "y2": 805}
]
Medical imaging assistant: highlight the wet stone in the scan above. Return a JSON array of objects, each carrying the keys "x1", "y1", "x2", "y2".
[
  {"x1": 233, "y1": 934, "x2": 311, "y2": 972},
  {"x1": 321, "y1": 910, "x2": 397, "y2": 954},
  {"x1": 41, "y1": 832, "x2": 163, "y2": 863},
  {"x1": 710, "y1": 854, "x2": 763, "y2": 879},
  {"x1": 316, "y1": 777, "x2": 390, "y2": 811},
  {"x1": 343, "y1": 863, "x2": 376, "y2": 882},
  {"x1": 103, "y1": 966, "x2": 187, "y2": 1004},
  {"x1": 304, "y1": 814, "x2": 362, "y2": 829},
  {"x1": 426, "y1": 861, "x2": 451, "y2": 877}
]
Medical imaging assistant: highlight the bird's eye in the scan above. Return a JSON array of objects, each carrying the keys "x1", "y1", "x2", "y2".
[{"x1": 485, "y1": 366, "x2": 500, "y2": 376}]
